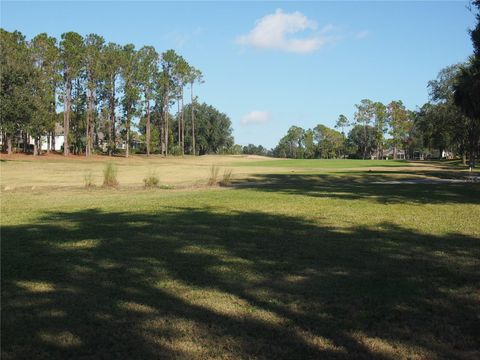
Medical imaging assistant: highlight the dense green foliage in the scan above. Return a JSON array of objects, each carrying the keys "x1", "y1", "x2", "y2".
[
  {"x1": 453, "y1": 1, "x2": 480, "y2": 167},
  {"x1": 0, "y1": 29, "x2": 234, "y2": 157}
]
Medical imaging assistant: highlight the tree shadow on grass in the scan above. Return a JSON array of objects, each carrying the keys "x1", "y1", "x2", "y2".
[
  {"x1": 2, "y1": 208, "x2": 479, "y2": 359},
  {"x1": 233, "y1": 173, "x2": 480, "y2": 205},
  {"x1": 334, "y1": 169, "x2": 479, "y2": 180}
]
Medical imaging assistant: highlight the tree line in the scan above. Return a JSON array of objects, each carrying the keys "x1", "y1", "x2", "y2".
[
  {"x1": 267, "y1": 64, "x2": 478, "y2": 164},
  {"x1": 1, "y1": 1, "x2": 478, "y2": 164},
  {"x1": 1, "y1": 29, "x2": 234, "y2": 156},
  {"x1": 271, "y1": 100, "x2": 415, "y2": 160}
]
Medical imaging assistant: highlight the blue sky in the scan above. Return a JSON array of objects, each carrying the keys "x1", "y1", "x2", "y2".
[{"x1": 1, "y1": 1, "x2": 476, "y2": 148}]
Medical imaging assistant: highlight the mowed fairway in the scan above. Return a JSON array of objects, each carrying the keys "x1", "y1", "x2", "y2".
[{"x1": 1, "y1": 155, "x2": 480, "y2": 359}]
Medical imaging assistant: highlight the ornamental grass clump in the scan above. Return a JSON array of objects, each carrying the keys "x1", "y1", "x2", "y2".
[
  {"x1": 220, "y1": 168, "x2": 233, "y2": 187},
  {"x1": 208, "y1": 164, "x2": 220, "y2": 186},
  {"x1": 103, "y1": 163, "x2": 119, "y2": 188}
]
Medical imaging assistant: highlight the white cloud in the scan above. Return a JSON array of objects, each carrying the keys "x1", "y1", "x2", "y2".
[
  {"x1": 236, "y1": 9, "x2": 335, "y2": 54},
  {"x1": 240, "y1": 111, "x2": 271, "y2": 125}
]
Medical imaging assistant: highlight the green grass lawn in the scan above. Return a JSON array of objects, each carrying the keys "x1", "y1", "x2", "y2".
[{"x1": 1, "y1": 157, "x2": 480, "y2": 359}]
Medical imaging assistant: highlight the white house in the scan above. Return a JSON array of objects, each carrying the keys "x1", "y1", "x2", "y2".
[
  {"x1": 41, "y1": 134, "x2": 64, "y2": 151},
  {"x1": 40, "y1": 123, "x2": 64, "y2": 151}
]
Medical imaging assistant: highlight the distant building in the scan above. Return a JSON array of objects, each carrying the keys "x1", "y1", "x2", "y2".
[
  {"x1": 41, "y1": 124, "x2": 65, "y2": 151},
  {"x1": 428, "y1": 149, "x2": 454, "y2": 159},
  {"x1": 382, "y1": 148, "x2": 406, "y2": 160}
]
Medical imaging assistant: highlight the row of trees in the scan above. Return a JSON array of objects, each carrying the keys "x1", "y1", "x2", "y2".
[
  {"x1": 0, "y1": 29, "x2": 219, "y2": 157},
  {"x1": 271, "y1": 75, "x2": 476, "y2": 162},
  {"x1": 270, "y1": 99, "x2": 415, "y2": 160},
  {"x1": 138, "y1": 102, "x2": 234, "y2": 155}
]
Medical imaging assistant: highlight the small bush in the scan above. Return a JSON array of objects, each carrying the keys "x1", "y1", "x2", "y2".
[
  {"x1": 170, "y1": 145, "x2": 182, "y2": 156},
  {"x1": 143, "y1": 172, "x2": 160, "y2": 188},
  {"x1": 103, "y1": 163, "x2": 119, "y2": 188},
  {"x1": 208, "y1": 164, "x2": 220, "y2": 186},
  {"x1": 84, "y1": 172, "x2": 95, "y2": 189},
  {"x1": 220, "y1": 169, "x2": 233, "y2": 187}
]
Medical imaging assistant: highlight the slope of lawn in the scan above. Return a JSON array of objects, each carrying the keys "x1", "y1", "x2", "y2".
[{"x1": 1, "y1": 158, "x2": 480, "y2": 359}]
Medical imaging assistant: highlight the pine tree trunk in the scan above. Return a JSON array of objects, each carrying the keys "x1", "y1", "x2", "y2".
[
  {"x1": 33, "y1": 137, "x2": 37, "y2": 156},
  {"x1": 181, "y1": 90, "x2": 184, "y2": 156},
  {"x1": 64, "y1": 77, "x2": 71, "y2": 156},
  {"x1": 164, "y1": 92, "x2": 169, "y2": 157},
  {"x1": 91, "y1": 92, "x2": 95, "y2": 155},
  {"x1": 52, "y1": 131, "x2": 56, "y2": 152},
  {"x1": 126, "y1": 116, "x2": 130, "y2": 158},
  {"x1": 109, "y1": 76, "x2": 116, "y2": 156},
  {"x1": 146, "y1": 94, "x2": 151, "y2": 156},
  {"x1": 90, "y1": 117, "x2": 95, "y2": 155},
  {"x1": 86, "y1": 88, "x2": 90, "y2": 156},
  {"x1": 191, "y1": 83, "x2": 195, "y2": 156},
  {"x1": 158, "y1": 124, "x2": 164, "y2": 155},
  {"x1": 86, "y1": 110, "x2": 90, "y2": 156},
  {"x1": 23, "y1": 132, "x2": 28, "y2": 153},
  {"x1": 177, "y1": 100, "x2": 181, "y2": 149},
  {"x1": 363, "y1": 121, "x2": 367, "y2": 160},
  {"x1": 165, "y1": 111, "x2": 169, "y2": 156},
  {"x1": 7, "y1": 135, "x2": 12, "y2": 155}
]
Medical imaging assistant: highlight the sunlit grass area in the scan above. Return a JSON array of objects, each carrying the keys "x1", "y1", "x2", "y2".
[
  {"x1": 1, "y1": 156, "x2": 480, "y2": 359},
  {"x1": 1, "y1": 154, "x2": 476, "y2": 190},
  {"x1": 0, "y1": 154, "x2": 254, "y2": 189}
]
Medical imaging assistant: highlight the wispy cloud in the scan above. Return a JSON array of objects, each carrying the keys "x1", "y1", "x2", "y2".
[
  {"x1": 240, "y1": 111, "x2": 271, "y2": 125},
  {"x1": 236, "y1": 9, "x2": 336, "y2": 54}
]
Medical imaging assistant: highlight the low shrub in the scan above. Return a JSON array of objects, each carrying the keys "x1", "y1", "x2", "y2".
[
  {"x1": 143, "y1": 172, "x2": 160, "y2": 188},
  {"x1": 169, "y1": 145, "x2": 182, "y2": 156}
]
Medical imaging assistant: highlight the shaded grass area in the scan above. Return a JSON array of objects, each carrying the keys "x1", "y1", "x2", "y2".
[
  {"x1": 235, "y1": 159, "x2": 412, "y2": 168},
  {"x1": 2, "y1": 176, "x2": 480, "y2": 359},
  {"x1": 233, "y1": 172, "x2": 480, "y2": 205}
]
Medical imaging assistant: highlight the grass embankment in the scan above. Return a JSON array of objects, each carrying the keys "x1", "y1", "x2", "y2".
[{"x1": 1, "y1": 155, "x2": 479, "y2": 359}]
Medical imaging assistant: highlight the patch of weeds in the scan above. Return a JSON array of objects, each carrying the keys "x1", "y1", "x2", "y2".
[
  {"x1": 143, "y1": 171, "x2": 160, "y2": 189},
  {"x1": 220, "y1": 168, "x2": 233, "y2": 187},
  {"x1": 208, "y1": 164, "x2": 220, "y2": 186},
  {"x1": 103, "y1": 163, "x2": 119, "y2": 188}
]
